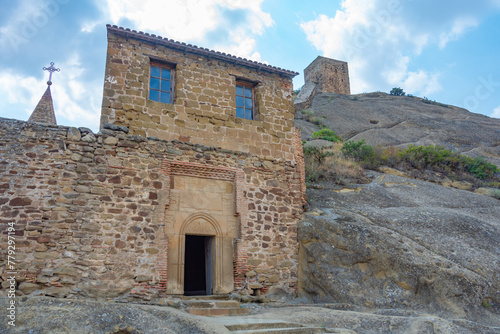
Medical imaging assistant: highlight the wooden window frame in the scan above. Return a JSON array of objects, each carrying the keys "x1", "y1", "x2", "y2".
[
  {"x1": 235, "y1": 80, "x2": 257, "y2": 120},
  {"x1": 149, "y1": 60, "x2": 175, "y2": 104}
]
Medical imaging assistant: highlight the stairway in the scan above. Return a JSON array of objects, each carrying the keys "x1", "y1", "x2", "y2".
[
  {"x1": 174, "y1": 297, "x2": 356, "y2": 332},
  {"x1": 183, "y1": 299, "x2": 249, "y2": 316},
  {"x1": 224, "y1": 320, "x2": 328, "y2": 333}
]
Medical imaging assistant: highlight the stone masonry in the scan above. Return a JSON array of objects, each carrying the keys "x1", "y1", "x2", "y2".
[
  {"x1": 101, "y1": 25, "x2": 297, "y2": 162},
  {"x1": 304, "y1": 56, "x2": 350, "y2": 96},
  {"x1": 295, "y1": 56, "x2": 351, "y2": 112},
  {"x1": 28, "y1": 85, "x2": 57, "y2": 125},
  {"x1": 0, "y1": 25, "x2": 306, "y2": 301}
]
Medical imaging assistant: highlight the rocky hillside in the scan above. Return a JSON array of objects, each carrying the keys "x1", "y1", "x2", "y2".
[
  {"x1": 299, "y1": 172, "x2": 499, "y2": 329},
  {"x1": 295, "y1": 92, "x2": 500, "y2": 166},
  {"x1": 295, "y1": 92, "x2": 500, "y2": 332}
]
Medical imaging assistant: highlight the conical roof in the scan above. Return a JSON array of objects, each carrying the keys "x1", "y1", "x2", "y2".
[{"x1": 28, "y1": 83, "x2": 57, "y2": 125}]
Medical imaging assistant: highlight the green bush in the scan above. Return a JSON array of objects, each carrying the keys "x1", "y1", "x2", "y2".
[
  {"x1": 463, "y1": 157, "x2": 498, "y2": 180},
  {"x1": 341, "y1": 139, "x2": 378, "y2": 168},
  {"x1": 311, "y1": 128, "x2": 342, "y2": 143},
  {"x1": 303, "y1": 146, "x2": 334, "y2": 164},
  {"x1": 390, "y1": 87, "x2": 406, "y2": 96},
  {"x1": 301, "y1": 109, "x2": 314, "y2": 117},
  {"x1": 398, "y1": 145, "x2": 499, "y2": 181},
  {"x1": 399, "y1": 145, "x2": 457, "y2": 171},
  {"x1": 310, "y1": 117, "x2": 326, "y2": 128}
]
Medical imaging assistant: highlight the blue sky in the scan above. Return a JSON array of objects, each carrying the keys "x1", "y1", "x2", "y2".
[{"x1": 1, "y1": 0, "x2": 499, "y2": 132}]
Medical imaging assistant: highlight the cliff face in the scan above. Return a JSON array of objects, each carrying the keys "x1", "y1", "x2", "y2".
[
  {"x1": 295, "y1": 92, "x2": 500, "y2": 329},
  {"x1": 299, "y1": 172, "x2": 500, "y2": 327},
  {"x1": 295, "y1": 92, "x2": 500, "y2": 166}
]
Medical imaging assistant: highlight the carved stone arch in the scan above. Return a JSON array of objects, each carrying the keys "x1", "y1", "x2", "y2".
[
  {"x1": 180, "y1": 212, "x2": 222, "y2": 237},
  {"x1": 177, "y1": 212, "x2": 227, "y2": 294}
]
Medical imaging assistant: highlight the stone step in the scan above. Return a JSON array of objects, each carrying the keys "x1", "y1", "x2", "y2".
[
  {"x1": 229, "y1": 326, "x2": 326, "y2": 334},
  {"x1": 187, "y1": 307, "x2": 250, "y2": 316},
  {"x1": 181, "y1": 294, "x2": 230, "y2": 300},
  {"x1": 224, "y1": 320, "x2": 328, "y2": 333},
  {"x1": 226, "y1": 322, "x2": 304, "y2": 331},
  {"x1": 182, "y1": 300, "x2": 241, "y2": 309}
]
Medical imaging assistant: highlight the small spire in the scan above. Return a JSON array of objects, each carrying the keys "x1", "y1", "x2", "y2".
[{"x1": 28, "y1": 62, "x2": 60, "y2": 125}]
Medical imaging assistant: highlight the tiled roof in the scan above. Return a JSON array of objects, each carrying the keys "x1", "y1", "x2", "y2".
[{"x1": 107, "y1": 25, "x2": 299, "y2": 78}]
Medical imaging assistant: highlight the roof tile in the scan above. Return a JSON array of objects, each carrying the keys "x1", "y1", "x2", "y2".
[{"x1": 107, "y1": 24, "x2": 298, "y2": 78}]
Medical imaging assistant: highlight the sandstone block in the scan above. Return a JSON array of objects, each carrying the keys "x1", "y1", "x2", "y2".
[
  {"x1": 9, "y1": 197, "x2": 32, "y2": 206},
  {"x1": 33, "y1": 252, "x2": 59, "y2": 260},
  {"x1": 19, "y1": 282, "x2": 41, "y2": 295},
  {"x1": 81, "y1": 133, "x2": 96, "y2": 142},
  {"x1": 135, "y1": 275, "x2": 152, "y2": 282},
  {"x1": 103, "y1": 137, "x2": 119, "y2": 146},
  {"x1": 249, "y1": 283, "x2": 263, "y2": 289},
  {"x1": 44, "y1": 286, "x2": 70, "y2": 298},
  {"x1": 54, "y1": 267, "x2": 77, "y2": 276},
  {"x1": 67, "y1": 127, "x2": 81, "y2": 141}
]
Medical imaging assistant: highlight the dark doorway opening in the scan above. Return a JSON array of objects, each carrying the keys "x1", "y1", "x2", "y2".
[{"x1": 184, "y1": 235, "x2": 213, "y2": 296}]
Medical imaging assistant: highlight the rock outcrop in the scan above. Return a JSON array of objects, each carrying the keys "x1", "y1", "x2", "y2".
[
  {"x1": 299, "y1": 171, "x2": 500, "y2": 327},
  {"x1": 0, "y1": 297, "x2": 228, "y2": 334},
  {"x1": 295, "y1": 92, "x2": 500, "y2": 166}
]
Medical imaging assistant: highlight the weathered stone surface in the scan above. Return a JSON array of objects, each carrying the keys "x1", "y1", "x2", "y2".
[
  {"x1": 33, "y1": 251, "x2": 59, "y2": 260},
  {"x1": 54, "y1": 266, "x2": 77, "y2": 276},
  {"x1": 246, "y1": 306, "x2": 500, "y2": 334},
  {"x1": 18, "y1": 282, "x2": 41, "y2": 294},
  {"x1": 67, "y1": 127, "x2": 81, "y2": 141},
  {"x1": 102, "y1": 122, "x2": 129, "y2": 133},
  {"x1": 135, "y1": 275, "x2": 152, "y2": 282},
  {"x1": 81, "y1": 133, "x2": 96, "y2": 142},
  {"x1": 296, "y1": 92, "x2": 500, "y2": 166},
  {"x1": 78, "y1": 127, "x2": 93, "y2": 135},
  {"x1": 103, "y1": 136, "x2": 119, "y2": 145},
  {"x1": 43, "y1": 286, "x2": 71, "y2": 298},
  {"x1": 100, "y1": 27, "x2": 297, "y2": 160},
  {"x1": 9, "y1": 197, "x2": 32, "y2": 206},
  {"x1": 77, "y1": 280, "x2": 135, "y2": 298},
  {"x1": 0, "y1": 29, "x2": 305, "y2": 301},
  {"x1": 0, "y1": 297, "x2": 228, "y2": 334},
  {"x1": 300, "y1": 172, "x2": 500, "y2": 326}
]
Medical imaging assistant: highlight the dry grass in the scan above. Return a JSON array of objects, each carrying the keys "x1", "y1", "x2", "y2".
[{"x1": 305, "y1": 147, "x2": 367, "y2": 185}]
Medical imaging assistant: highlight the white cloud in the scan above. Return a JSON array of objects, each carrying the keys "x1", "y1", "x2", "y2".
[
  {"x1": 491, "y1": 105, "x2": 500, "y2": 118},
  {"x1": 100, "y1": 0, "x2": 273, "y2": 60},
  {"x1": 402, "y1": 71, "x2": 442, "y2": 97},
  {"x1": 438, "y1": 17, "x2": 478, "y2": 49},
  {"x1": 0, "y1": 0, "x2": 69, "y2": 54},
  {"x1": 300, "y1": 0, "x2": 497, "y2": 96},
  {"x1": 0, "y1": 55, "x2": 101, "y2": 131}
]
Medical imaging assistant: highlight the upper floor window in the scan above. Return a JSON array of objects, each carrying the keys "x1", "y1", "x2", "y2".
[
  {"x1": 236, "y1": 81, "x2": 255, "y2": 120},
  {"x1": 149, "y1": 62, "x2": 174, "y2": 104}
]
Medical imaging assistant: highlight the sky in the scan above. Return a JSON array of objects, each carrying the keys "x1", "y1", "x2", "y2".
[{"x1": 0, "y1": 0, "x2": 499, "y2": 132}]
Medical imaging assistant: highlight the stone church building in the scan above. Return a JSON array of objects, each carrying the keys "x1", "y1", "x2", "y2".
[{"x1": 0, "y1": 25, "x2": 306, "y2": 300}]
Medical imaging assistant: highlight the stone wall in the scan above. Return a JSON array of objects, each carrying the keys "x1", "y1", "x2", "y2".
[
  {"x1": 304, "y1": 56, "x2": 350, "y2": 96},
  {"x1": 294, "y1": 56, "x2": 351, "y2": 112},
  {"x1": 100, "y1": 26, "x2": 296, "y2": 161},
  {"x1": 0, "y1": 118, "x2": 304, "y2": 300}
]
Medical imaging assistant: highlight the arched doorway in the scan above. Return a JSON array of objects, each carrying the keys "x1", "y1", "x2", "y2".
[
  {"x1": 184, "y1": 235, "x2": 213, "y2": 295},
  {"x1": 177, "y1": 213, "x2": 225, "y2": 296},
  {"x1": 163, "y1": 173, "x2": 238, "y2": 296}
]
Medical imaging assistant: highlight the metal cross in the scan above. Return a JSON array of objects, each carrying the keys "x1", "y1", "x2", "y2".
[{"x1": 43, "y1": 62, "x2": 60, "y2": 84}]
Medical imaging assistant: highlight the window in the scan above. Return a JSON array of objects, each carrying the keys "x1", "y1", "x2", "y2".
[
  {"x1": 149, "y1": 62, "x2": 174, "y2": 104},
  {"x1": 235, "y1": 81, "x2": 255, "y2": 120}
]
